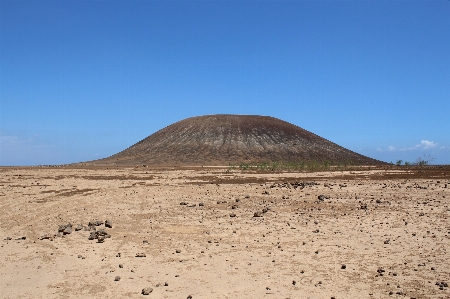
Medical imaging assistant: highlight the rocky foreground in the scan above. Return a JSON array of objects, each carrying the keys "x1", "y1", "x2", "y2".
[{"x1": 0, "y1": 166, "x2": 449, "y2": 298}]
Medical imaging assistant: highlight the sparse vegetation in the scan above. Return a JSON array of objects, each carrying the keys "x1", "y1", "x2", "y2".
[
  {"x1": 393, "y1": 155, "x2": 435, "y2": 166},
  {"x1": 228, "y1": 160, "x2": 360, "y2": 173}
]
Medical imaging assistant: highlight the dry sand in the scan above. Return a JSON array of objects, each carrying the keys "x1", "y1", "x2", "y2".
[{"x1": 0, "y1": 166, "x2": 449, "y2": 299}]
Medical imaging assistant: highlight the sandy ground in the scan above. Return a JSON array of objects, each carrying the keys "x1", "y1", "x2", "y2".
[{"x1": 0, "y1": 166, "x2": 449, "y2": 299}]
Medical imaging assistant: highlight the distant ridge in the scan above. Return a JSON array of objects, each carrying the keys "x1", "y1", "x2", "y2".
[{"x1": 91, "y1": 114, "x2": 384, "y2": 166}]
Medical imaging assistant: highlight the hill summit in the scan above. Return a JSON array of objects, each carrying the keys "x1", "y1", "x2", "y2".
[{"x1": 93, "y1": 114, "x2": 382, "y2": 166}]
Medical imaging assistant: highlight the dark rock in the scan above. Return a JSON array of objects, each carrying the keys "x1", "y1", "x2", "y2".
[
  {"x1": 136, "y1": 253, "x2": 146, "y2": 257},
  {"x1": 63, "y1": 226, "x2": 72, "y2": 235},
  {"x1": 88, "y1": 229, "x2": 111, "y2": 241},
  {"x1": 141, "y1": 287, "x2": 153, "y2": 295},
  {"x1": 253, "y1": 211, "x2": 262, "y2": 217},
  {"x1": 89, "y1": 220, "x2": 103, "y2": 227},
  {"x1": 341, "y1": 264, "x2": 346, "y2": 269},
  {"x1": 114, "y1": 276, "x2": 121, "y2": 281},
  {"x1": 180, "y1": 202, "x2": 188, "y2": 205},
  {"x1": 105, "y1": 220, "x2": 113, "y2": 228},
  {"x1": 176, "y1": 249, "x2": 181, "y2": 253},
  {"x1": 88, "y1": 232, "x2": 97, "y2": 240},
  {"x1": 198, "y1": 202, "x2": 204, "y2": 207},
  {"x1": 39, "y1": 234, "x2": 54, "y2": 241},
  {"x1": 58, "y1": 224, "x2": 72, "y2": 235},
  {"x1": 97, "y1": 229, "x2": 111, "y2": 238}
]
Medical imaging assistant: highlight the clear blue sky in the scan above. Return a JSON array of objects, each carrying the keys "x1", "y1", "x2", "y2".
[{"x1": 1, "y1": 0, "x2": 449, "y2": 166}]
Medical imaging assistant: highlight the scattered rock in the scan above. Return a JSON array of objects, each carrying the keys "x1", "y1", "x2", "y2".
[
  {"x1": 89, "y1": 220, "x2": 103, "y2": 227},
  {"x1": 253, "y1": 211, "x2": 262, "y2": 217},
  {"x1": 40, "y1": 234, "x2": 54, "y2": 241},
  {"x1": 136, "y1": 253, "x2": 146, "y2": 257},
  {"x1": 114, "y1": 276, "x2": 121, "y2": 281},
  {"x1": 436, "y1": 281, "x2": 448, "y2": 290},
  {"x1": 141, "y1": 287, "x2": 153, "y2": 295},
  {"x1": 105, "y1": 220, "x2": 113, "y2": 228},
  {"x1": 88, "y1": 229, "x2": 111, "y2": 241},
  {"x1": 75, "y1": 224, "x2": 83, "y2": 231},
  {"x1": 58, "y1": 223, "x2": 72, "y2": 235}
]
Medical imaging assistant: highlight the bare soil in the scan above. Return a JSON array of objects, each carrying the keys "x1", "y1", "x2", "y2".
[{"x1": 1, "y1": 166, "x2": 449, "y2": 298}]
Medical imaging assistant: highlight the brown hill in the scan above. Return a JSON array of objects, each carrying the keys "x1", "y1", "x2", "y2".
[{"x1": 92, "y1": 114, "x2": 383, "y2": 166}]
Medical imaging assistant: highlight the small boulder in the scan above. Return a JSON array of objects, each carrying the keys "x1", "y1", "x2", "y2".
[
  {"x1": 58, "y1": 223, "x2": 72, "y2": 235},
  {"x1": 105, "y1": 220, "x2": 113, "y2": 228},
  {"x1": 141, "y1": 287, "x2": 153, "y2": 295},
  {"x1": 89, "y1": 220, "x2": 103, "y2": 227}
]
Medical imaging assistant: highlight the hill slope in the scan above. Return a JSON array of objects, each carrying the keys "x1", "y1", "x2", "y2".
[{"x1": 92, "y1": 114, "x2": 383, "y2": 166}]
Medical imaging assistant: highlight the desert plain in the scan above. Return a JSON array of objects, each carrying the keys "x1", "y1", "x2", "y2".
[{"x1": 0, "y1": 165, "x2": 449, "y2": 299}]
